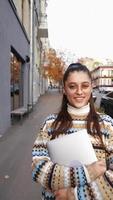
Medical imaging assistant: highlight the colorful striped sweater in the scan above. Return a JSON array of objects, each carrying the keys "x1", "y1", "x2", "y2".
[{"x1": 32, "y1": 113, "x2": 113, "y2": 200}]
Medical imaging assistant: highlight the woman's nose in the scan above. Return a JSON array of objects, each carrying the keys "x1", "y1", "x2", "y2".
[{"x1": 76, "y1": 86, "x2": 82, "y2": 94}]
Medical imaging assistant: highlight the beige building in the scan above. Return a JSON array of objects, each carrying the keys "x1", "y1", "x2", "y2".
[
  {"x1": 38, "y1": 0, "x2": 50, "y2": 93},
  {"x1": 12, "y1": 0, "x2": 30, "y2": 37},
  {"x1": 12, "y1": 0, "x2": 49, "y2": 104},
  {"x1": 91, "y1": 66, "x2": 113, "y2": 92}
]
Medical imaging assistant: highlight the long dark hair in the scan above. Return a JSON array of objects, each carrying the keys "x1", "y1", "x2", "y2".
[{"x1": 51, "y1": 63, "x2": 103, "y2": 145}]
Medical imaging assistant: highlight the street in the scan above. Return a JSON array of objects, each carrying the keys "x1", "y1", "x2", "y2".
[{"x1": 0, "y1": 90, "x2": 62, "y2": 200}]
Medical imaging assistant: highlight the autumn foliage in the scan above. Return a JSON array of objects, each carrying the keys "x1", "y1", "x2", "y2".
[{"x1": 42, "y1": 48, "x2": 65, "y2": 82}]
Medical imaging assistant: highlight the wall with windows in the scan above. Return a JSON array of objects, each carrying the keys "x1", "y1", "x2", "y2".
[
  {"x1": 91, "y1": 66, "x2": 113, "y2": 91},
  {"x1": 0, "y1": 0, "x2": 30, "y2": 134},
  {"x1": 11, "y1": 0, "x2": 42, "y2": 105}
]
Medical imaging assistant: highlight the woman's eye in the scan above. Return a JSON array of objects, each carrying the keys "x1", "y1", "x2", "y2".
[
  {"x1": 68, "y1": 83, "x2": 90, "y2": 90},
  {"x1": 82, "y1": 84, "x2": 89, "y2": 89},
  {"x1": 69, "y1": 85, "x2": 76, "y2": 89}
]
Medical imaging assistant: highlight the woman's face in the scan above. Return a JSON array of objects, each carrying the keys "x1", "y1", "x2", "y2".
[{"x1": 63, "y1": 71, "x2": 92, "y2": 108}]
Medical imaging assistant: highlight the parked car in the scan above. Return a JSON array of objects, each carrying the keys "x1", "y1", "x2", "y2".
[{"x1": 100, "y1": 91, "x2": 113, "y2": 118}]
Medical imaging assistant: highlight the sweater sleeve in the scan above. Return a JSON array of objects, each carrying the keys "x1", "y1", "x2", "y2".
[
  {"x1": 31, "y1": 117, "x2": 90, "y2": 191},
  {"x1": 104, "y1": 116, "x2": 113, "y2": 187},
  {"x1": 85, "y1": 115, "x2": 113, "y2": 184}
]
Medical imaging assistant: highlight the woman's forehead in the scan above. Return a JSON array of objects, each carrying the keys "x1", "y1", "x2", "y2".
[{"x1": 66, "y1": 71, "x2": 91, "y2": 81}]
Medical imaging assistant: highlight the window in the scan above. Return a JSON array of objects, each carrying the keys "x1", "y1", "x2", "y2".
[{"x1": 10, "y1": 51, "x2": 24, "y2": 110}]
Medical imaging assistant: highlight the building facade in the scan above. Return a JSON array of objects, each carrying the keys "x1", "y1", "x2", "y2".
[
  {"x1": 0, "y1": 0, "x2": 49, "y2": 135},
  {"x1": 91, "y1": 66, "x2": 113, "y2": 92},
  {"x1": 38, "y1": 0, "x2": 50, "y2": 93}
]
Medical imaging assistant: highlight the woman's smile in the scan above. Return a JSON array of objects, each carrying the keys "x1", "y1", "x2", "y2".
[{"x1": 74, "y1": 97, "x2": 85, "y2": 101}]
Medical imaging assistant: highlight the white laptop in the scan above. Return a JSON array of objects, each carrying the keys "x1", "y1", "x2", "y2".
[{"x1": 47, "y1": 129, "x2": 97, "y2": 166}]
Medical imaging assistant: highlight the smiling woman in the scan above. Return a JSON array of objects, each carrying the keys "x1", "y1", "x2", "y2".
[{"x1": 32, "y1": 63, "x2": 113, "y2": 200}]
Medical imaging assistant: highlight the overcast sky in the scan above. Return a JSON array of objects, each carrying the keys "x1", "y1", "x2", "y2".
[{"x1": 47, "y1": 0, "x2": 113, "y2": 60}]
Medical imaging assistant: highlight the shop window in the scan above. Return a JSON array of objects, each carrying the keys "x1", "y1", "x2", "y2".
[{"x1": 10, "y1": 52, "x2": 23, "y2": 110}]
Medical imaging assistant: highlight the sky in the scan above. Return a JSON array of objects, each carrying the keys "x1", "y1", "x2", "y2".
[{"x1": 47, "y1": 0, "x2": 113, "y2": 61}]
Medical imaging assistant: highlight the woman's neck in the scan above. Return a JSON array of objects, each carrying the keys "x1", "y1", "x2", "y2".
[{"x1": 67, "y1": 103, "x2": 90, "y2": 116}]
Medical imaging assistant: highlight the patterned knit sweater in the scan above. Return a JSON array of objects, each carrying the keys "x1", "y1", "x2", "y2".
[{"x1": 32, "y1": 106, "x2": 113, "y2": 200}]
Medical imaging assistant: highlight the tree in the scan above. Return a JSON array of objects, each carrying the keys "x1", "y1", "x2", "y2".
[{"x1": 43, "y1": 48, "x2": 65, "y2": 83}]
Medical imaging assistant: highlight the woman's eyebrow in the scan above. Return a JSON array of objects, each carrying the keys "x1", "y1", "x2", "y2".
[{"x1": 68, "y1": 81, "x2": 91, "y2": 84}]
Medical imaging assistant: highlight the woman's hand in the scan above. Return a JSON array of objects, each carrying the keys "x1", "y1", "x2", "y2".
[
  {"x1": 86, "y1": 160, "x2": 106, "y2": 181},
  {"x1": 54, "y1": 161, "x2": 106, "y2": 199},
  {"x1": 54, "y1": 188, "x2": 75, "y2": 200},
  {"x1": 54, "y1": 189, "x2": 68, "y2": 200}
]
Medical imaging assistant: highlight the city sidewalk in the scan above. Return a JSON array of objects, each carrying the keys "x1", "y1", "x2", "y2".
[{"x1": 0, "y1": 89, "x2": 62, "y2": 200}]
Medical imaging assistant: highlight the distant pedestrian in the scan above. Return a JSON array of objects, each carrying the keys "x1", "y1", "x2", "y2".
[
  {"x1": 32, "y1": 63, "x2": 113, "y2": 200},
  {"x1": 49, "y1": 81, "x2": 53, "y2": 89}
]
